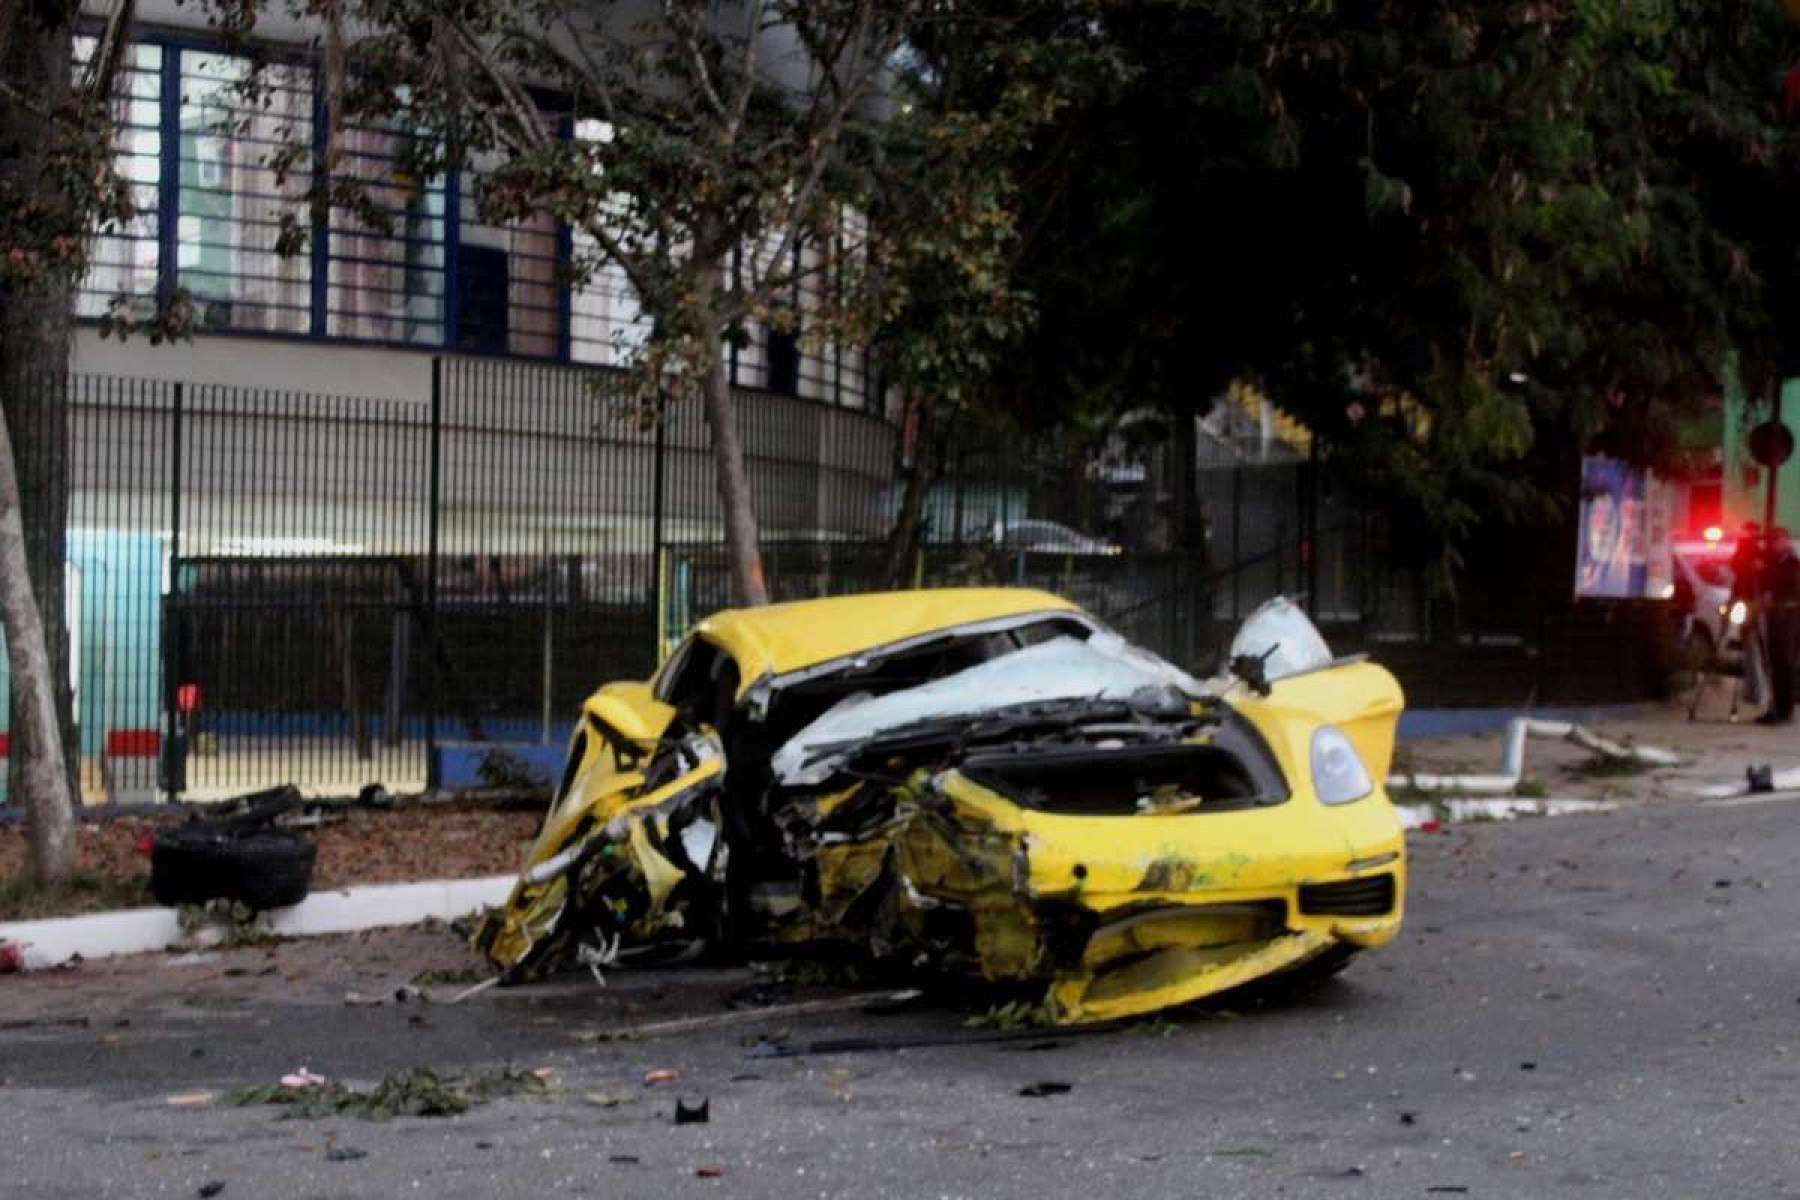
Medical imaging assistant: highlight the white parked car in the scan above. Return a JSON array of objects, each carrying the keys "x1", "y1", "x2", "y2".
[
  {"x1": 1671, "y1": 540, "x2": 1742, "y2": 667},
  {"x1": 993, "y1": 518, "x2": 1120, "y2": 556}
]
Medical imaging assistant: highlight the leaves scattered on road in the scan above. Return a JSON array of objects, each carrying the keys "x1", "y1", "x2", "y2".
[{"x1": 227, "y1": 1066, "x2": 555, "y2": 1121}]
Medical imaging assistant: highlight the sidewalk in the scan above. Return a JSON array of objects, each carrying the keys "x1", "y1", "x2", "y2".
[{"x1": 1396, "y1": 694, "x2": 1797, "y2": 802}]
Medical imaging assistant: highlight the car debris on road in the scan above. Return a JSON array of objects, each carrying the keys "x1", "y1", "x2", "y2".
[{"x1": 476, "y1": 590, "x2": 1407, "y2": 1024}]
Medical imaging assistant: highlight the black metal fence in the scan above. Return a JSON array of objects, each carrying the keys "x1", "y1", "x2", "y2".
[
  {"x1": 2, "y1": 359, "x2": 898, "y2": 802},
  {"x1": 0, "y1": 356, "x2": 1676, "y2": 803}
]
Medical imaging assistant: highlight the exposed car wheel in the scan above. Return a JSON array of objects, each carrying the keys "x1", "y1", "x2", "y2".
[{"x1": 150, "y1": 824, "x2": 317, "y2": 911}]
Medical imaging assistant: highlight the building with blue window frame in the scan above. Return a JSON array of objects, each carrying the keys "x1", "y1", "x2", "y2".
[
  {"x1": 21, "y1": 2, "x2": 901, "y2": 803},
  {"x1": 73, "y1": 4, "x2": 885, "y2": 412}
]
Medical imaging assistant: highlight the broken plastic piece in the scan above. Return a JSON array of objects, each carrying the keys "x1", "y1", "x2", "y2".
[
  {"x1": 674, "y1": 1097, "x2": 710, "y2": 1124},
  {"x1": 165, "y1": 1091, "x2": 217, "y2": 1106},
  {"x1": 585, "y1": 1091, "x2": 637, "y2": 1108},
  {"x1": 1018, "y1": 1081, "x2": 1072, "y2": 1097}
]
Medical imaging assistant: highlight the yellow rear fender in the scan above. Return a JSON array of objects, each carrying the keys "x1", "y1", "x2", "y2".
[{"x1": 1231, "y1": 660, "x2": 1404, "y2": 785}]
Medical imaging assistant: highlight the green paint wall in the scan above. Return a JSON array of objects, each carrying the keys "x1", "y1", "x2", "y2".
[{"x1": 1722, "y1": 365, "x2": 1800, "y2": 534}]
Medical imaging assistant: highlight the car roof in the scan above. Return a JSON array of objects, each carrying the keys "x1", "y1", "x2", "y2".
[{"x1": 692, "y1": 587, "x2": 1083, "y2": 684}]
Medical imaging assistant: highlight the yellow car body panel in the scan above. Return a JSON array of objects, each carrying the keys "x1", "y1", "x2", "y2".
[
  {"x1": 1234, "y1": 660, "x2": 1406, "y2": 783},
  {"x1": 585, "y1": 681, "x2": 676, "y2": 749},
  {"x1": 924, "y1": 749, "x2": 1405, "y2": 1022},
  {"x1": 480, "y1": 754, "x2": 724, "y2": 971},
  {"x1": 678, "y1": 587, "x2": 1082, "y2": 696},
  {"x1": 480, "y1": 589, "x2": 1407, "y2": 1026}
]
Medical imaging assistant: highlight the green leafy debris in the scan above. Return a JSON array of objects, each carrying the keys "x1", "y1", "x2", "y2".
[
  {"x1": 227, "y1": 1067, "x2": 554, "y2": 1121},
  {"x1": 964, "y1": 998, "x2": 1055, "y2": 1031}
]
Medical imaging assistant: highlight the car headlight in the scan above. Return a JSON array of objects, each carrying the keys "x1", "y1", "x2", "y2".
[
  {"x1": 1728, "y1": 600, "x2": 1748, "y2": 627},
  {"x1": 1311, "y1": 725, "x2": 1373, "y2": 806}
]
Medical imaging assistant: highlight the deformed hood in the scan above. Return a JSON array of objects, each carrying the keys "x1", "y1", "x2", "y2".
[{"x1": 770, "y1": 633, "x2": 1206, "y2": 786}]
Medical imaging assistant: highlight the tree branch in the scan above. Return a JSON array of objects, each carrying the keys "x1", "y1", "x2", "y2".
[
  {"x1": 671, "y1": 1, "x2": 728, "y2": 122},
  {"x1": 726, "y1": 0, "x2": 767, "y2": 141},
  {"x1": 443, "y1": 15, "x2": 554, "y2": 151},
  {"x1": 740, "y1": 1, "x2": 899, "y2": 306}
]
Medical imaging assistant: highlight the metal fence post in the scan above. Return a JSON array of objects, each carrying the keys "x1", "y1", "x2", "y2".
[
  {"x1": 540, "y1": 530, "x2": 553, "y2": 744},
  {"x1": 425, "y1": 359, "x2": 442, "y2": 787},
  {"x1": 649, "y1": 390, "x2": 667, "y2": 664},
  {"x1": 1306, "y1": 441, "x2": 1320, "y2": 615},
  {"x1": 1230, "y1": 461, "x2": 1242, "y2": 624},
  {"x1": 161, "y1": 382, "x2": 183, "y2": 801}
]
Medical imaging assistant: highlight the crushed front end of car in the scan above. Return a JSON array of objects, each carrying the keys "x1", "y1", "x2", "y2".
[{"x1": 477, "y1": 594, "x2": 1406, "y2": 1025}]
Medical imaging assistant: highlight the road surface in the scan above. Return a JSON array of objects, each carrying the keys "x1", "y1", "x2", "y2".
[{"x1": 4, "y1": 794, "x2": 1798, "y2": 1198}]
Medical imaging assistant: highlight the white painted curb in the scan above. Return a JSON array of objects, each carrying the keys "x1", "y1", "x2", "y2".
[
  {"x1": 0, "y1": 874, "x2": 513, "y2": 971},
  {"x1": 1390, "y1": 717, "x2": 1681, "y2": 795},
  {"x1": 1689, "y1": 765, "x2": 1800, "y2": 799},
  {"x1": 1395, "y1": 797, "x2": 1618, "y2": 829}
]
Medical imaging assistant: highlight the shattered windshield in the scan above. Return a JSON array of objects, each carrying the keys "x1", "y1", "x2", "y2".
[{"x1": 771, "y1": 633, "x2": 1205, "y2": 786}]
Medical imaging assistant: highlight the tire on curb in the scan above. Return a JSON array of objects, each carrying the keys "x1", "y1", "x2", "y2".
[{"x1": 150, "y1": 825, "x2": 317, "y2": 911}]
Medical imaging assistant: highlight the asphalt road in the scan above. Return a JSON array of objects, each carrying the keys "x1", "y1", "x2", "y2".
[{"x1": 4, "y1": 794, "x2": 1800, "y2": 1199}]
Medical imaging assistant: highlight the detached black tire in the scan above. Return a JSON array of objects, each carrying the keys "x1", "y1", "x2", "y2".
[{"x1": 151, "y1": 825, "x2": 317, "y2": 911}]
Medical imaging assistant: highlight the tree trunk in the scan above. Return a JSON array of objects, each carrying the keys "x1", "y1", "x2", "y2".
[
  {"x1": 882, "y1": 391, "x2": 935, "y2": 589},
  {"x1": 0, "y1": 360, "x2": 78, "y2": 813},
  {"x1": 689, "y1": 237, "x2": 768, "y2": 608},
  {"x1": 0, "y1": 401, "x2": 75, "y2": 882},
  {"x1": 700, "y1": 336, "x2": 770, "y2": 606},
  {"x1": 1, "y1": 3, "x2": 81, "y2": 870}
]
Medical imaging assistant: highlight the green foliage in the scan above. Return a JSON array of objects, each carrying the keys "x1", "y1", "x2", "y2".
[
  {"x1": 774, "y1": 955, "x2": 867, "y2": 988},
  {"x1": 177, "y1": 898, "x2": 273, "y2": 946},
  {"x1": 228, "y1": 1066, "x2": 554, "y2": 1120},
  {"x1": 997, "y1": 0, "x2": 1800, "y2": 556},
  {"x1": 0, "y1": 6, "x2": 194, "y2": 342},
  {"x1": 203, "y1": 0, "x2": 1066, "y2": 423},
  {"x1": 964, "y1": 996, "x2": 1053, "y2": 1030},
  {"x1": 0, "y1": 870, "x2": 149, "y2": 922},
  {"x1": 1565, "y1": 754, "x2": 1654, "y2": 779},
  {"x1": 475, "y1": 749, "x2": 549, "y2": 791}
]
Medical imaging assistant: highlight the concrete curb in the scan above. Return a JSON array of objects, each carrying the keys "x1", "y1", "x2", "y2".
[
  {"x1": 0, "y1": 874, "x2": 513, "y2": 971},
  {"x1": 1394, "y1": 797, "x2": 1619, "y2": 829}
]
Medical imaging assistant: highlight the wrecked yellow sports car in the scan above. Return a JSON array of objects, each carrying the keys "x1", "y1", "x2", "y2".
[{"x1": 476, "y1": 589, "x2": 1406, "y2": 1024}]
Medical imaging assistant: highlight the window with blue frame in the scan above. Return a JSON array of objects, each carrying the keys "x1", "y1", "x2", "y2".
[
  {"x1": 75, "y1": 33, "x2": 882, "y2": 412},
  {"x1": 327, "y1": 120, "x2": 447, "y2": 346},
  {"x1": 566, "y1": 119, "x2": 653, "y2": 367},
  {"x1": 458, "y1": 158, "x2": 560, "y2": 358},
  {"x1": 177, "y1": 51, "x2": 313, "y2": 334},
  {"x1": 74, "y1": 38, "x2": 162, "y2": 322}
]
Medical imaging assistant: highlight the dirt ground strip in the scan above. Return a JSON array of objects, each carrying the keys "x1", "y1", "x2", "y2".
[
  {"x1": 0, "y1": 923, "x2": 499, "y2": 1028},
  {"x1": 0, "y1": 806, "x2": 540, "y2": 920}
]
